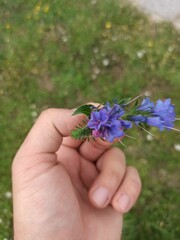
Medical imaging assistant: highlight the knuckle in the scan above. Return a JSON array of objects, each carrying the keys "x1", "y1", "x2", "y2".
[
  {"x1": 40, "y1": 108, "x2": 54, "y2": 117},
  {"x1": 131, "y1": 179, "x2": 141, "y2": 194},
  {"x1": 127, "y1": 166, "x2": 139, "y2": 178},
  {"x1": 113, "y1": 147, "x2": 126, "y2": 165},
  {"x1": 38, "y1": 108, "x2": 55, "y2": 122},
  {"x1": 103, "y1": 169, "x2": 121, "y2": 187},
  {"x1": 92, "y1": 138, "x2": 111, "y2": 150},
  {"x1": 110, "y1": 169, "x2": 122, "y2": 184}
]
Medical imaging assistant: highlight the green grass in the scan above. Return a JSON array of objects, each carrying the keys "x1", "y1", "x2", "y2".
[{"x1": 0, "y1": 0, "x2": 180, "y2": 239}]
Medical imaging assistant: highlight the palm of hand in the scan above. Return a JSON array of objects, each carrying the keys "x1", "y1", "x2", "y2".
[
  {"x1": 14, "y1": 142, "x2": 122, "y2": 240},
  {"x1": 13, "y1": 109, "x2": 141, "y2": 240}
]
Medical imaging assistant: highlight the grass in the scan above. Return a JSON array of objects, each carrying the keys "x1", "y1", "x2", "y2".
[{"x1": 0, "y1": 0, "x2": 180, "y2": 239}]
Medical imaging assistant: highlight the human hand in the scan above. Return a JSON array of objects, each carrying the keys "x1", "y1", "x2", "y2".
[{"x1": 12, "y1": 108, "x2": 141, "y2": 240}]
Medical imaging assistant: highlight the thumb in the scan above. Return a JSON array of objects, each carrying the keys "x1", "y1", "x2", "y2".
[{"x1": 12, "y1": 108, "x2": 85, "y2": 173}]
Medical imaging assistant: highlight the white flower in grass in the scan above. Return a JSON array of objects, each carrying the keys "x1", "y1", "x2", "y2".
[
  {"x1": 168, "y1": 46, "x2": 174, "y2": 52},
  {"x1": 174, "y1": 144, "x2": 180, "y2": 151},
  {"x1": 93, "y1": 47, "x2": 99, "y2": 54},
  {"x1": 31, "y1": 111, "x2": 38, "y2": 118},
  {"x1": 91, "y1": 74, "x2": 97, "y2": 80},
  {"x1": 91, "y1": 0, "x2": 97, "y2": 5},
  {"x1": 146, "y1": 134, "x2": 153, "y2": 141},
  {"x1": 144, "y1": 90, "x2": 151, "y2": 97},
  {"x1": 102, "y1": 58, "x2": 110, "y2": 66},
  {"x1": 137, "y1": 49, "x2": 146, "y2": 58},
  {"x1": 93, "y1": 67, "x2": 100, "y2": 75},
  {"x1": 62, "y1": 36, "x2": 68, "y2": 42},
  {"x1": 5, "y1": 191, "x2": 12, "y2": 199},
  {"x1": 30, "y1": 104, "x2": 36, "y2": 109}
]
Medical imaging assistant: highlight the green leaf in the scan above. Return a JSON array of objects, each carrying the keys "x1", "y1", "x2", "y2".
[
  {"x1": 72, "y1": 104, "x2": 94, "y2": 117},
  {"x1": 71, "y1": 126, "x2": 92, "y2": 140},
  {"x1": 130, "y1": 99, "x2": 139, "y2": 113},
  {"x1": 133, "y1": 99, "x2": 139, "y2": 109}
]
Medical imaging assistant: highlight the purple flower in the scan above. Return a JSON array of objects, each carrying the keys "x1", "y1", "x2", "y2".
[
  {"x1": 87, "y1": 109, "x2": 108, "y2": 130},
  {"x1": 131, "y1": 98, "x2": 176, "y2": 131},
  {"x1": 129, "y1": 115, "x2": 146, "y2": 124},
  {"x1": 146, "y1": 117, "x2": 163, "y2": 130},
  {"x1": 137, "y1": 97, "x2": 154, "y2": 112},
  {"x1": 102, "y1": 124, "x2": 124, "y2": 142},
  {"x1": 88, "y1": 103, "x2": 131, "y2": 142},
  {"x1": 104, "y1": 102, "x2": 125, "y2": 119},
  {"x1": 147, "y1": 99, "x2": 175, "y2": 130}
]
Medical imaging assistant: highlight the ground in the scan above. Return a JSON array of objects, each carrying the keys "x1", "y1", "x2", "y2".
[
  {"x1": 0, "y1": 0, "x2": 180, "y2": 239},
  {"x1": 128, "y1": 0, "x2": 180, "y2": 29}
]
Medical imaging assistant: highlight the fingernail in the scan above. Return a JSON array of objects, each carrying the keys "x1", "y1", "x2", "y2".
[
  {"x1": 118, "y1": 193, "x2": 130, "y2": 212},
  {"x1": 92, "y1": 187, "x2": 109, "y2": 207}
]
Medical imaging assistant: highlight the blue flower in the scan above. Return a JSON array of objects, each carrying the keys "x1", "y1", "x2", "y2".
[
  {"x1": 146, "y1": 116, "x2": 163, "y2": 130},
  {"x1": 129, "y1": 115, "x2": 146, "y2": 124},
  {"x1": 87, "y1": 103, "x2": 131, "y2": 142},
  {"x1": 104, "y1": 102, "x2": 125, "y2": 119},
  {"x1": 102, "y1": 123, "x2": 124, "y2": 142},
  {"x1": 87, "y1": 109, "x2": 109, "y2": 130},
  {"x1": 137, "y1": 97, "x2": 154, "y2": 112},
  {"x1": 147, "y1": 98, "x2": 175, "y2": 130},
  {"x1": 130, "y1": 98, "x2": 176, "y2": 131}
]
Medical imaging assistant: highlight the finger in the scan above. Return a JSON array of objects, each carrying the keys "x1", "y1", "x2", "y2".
[
  {"x1": 80, "y1": 157, "x2": 99, "y2": 189},
  {"x1": 62, "y1": 136, "x2": 84, "y2": 149},
  {"x1": 89, "y1": 147, "x2": 126, "y2": 208},
  {"x1": 13, "y1": 108, "x2": 86, "y2": 169},
  {"x1": 112, "y1": 166, "x2": 142, "y2": 214},
  {"x1": 79, "y1": 138, "x2": 113, "y2": 161}
]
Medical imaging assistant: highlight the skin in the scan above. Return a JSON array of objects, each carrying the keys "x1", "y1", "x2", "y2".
[{"x1": 12, "y1": 108, "x2": 141, "y2": 240}]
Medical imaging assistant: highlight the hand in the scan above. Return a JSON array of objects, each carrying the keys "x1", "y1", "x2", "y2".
[{"x1": 12, "y1": 108, "x2": 141, "y2": 240}]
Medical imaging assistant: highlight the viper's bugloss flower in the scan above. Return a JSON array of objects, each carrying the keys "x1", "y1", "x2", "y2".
[
  {"x1": 147, "y1": 98, "x2": 176, "y2": 130},
  {"x1": 129, "y1": 115, "x2": 146, "y2": 124},
  {"x1": 131, "y1": 98, "x2": 176, "y2": 131},
  {"x1": 129, "y1": 97, "x2": 154, "y2": 124},
  {"x1": 137, "y1": 97, "x2": 154, "y2": 112},
  {"x1": 87, "y1": 110, "x2": 109, "y2": 130},
  {"x1": 71, "y1": 96, "x2": 178, "y2": 143},
  {"x1": 87, "y1": 103, "x2": 132, "y2": 142}
]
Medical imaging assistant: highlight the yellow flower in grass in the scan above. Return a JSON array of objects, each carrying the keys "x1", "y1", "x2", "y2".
[
  {"x1": 147, "y1": 41, "x2": 153, "y2": 48},
  {"x1": 34, "y1": 4, "x2": 41, "y2": 15},
  {"x1": 5, "y1": 23, "x2": 11, "y2": 29},
  {"x1": 105, "y1": 21, "x2": 112, "y2": 29},
  {"x1": 43, "y1": 4, "x2": 49, "y2": 13}
]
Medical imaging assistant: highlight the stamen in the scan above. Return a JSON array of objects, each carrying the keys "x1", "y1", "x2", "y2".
[
  {"x1": 118, "y1": 139, "x2": 127, "y2": 148},
  {"x1": 138, "y1": 125, "x2": 155, "y2": 137},
  {"x1": 164, "y1": 126, "x2": 180, "y2": 132},
  {"x1": 126, "y1": 93, "x2": 144, "y2": 105},
  {"x1": 125, "y1": 134, "x2": 137, "y2": 139}
]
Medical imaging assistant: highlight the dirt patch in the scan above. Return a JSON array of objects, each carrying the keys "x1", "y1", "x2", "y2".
[
  {"x1": 38, "y1": 73, "x2": 54, "y2": 92},
  {"x1": 111, "y1": 64, "x2": 124, "y2": 79}
]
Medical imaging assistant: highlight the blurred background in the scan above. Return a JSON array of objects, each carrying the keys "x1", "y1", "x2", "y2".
[{"x1": 0, "y1": 0, "x2": 180, "y2": 239}]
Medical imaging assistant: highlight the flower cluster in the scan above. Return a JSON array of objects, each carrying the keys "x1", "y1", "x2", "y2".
[
  {"x1": 129, "y1": 98, "x2": 176, "y2": 131},
  {"x1": 71, "y1": 96, "x2": 178, "y2": 143},
  {"x1": 87, "y1": 102, "x2": 132, "y2": 142}
]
